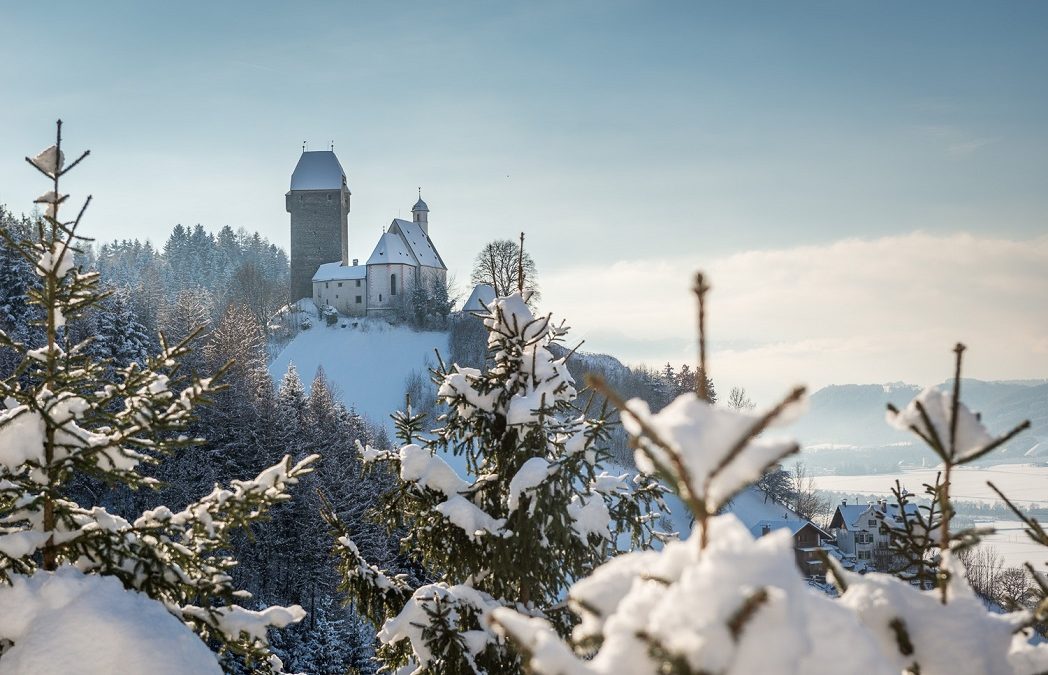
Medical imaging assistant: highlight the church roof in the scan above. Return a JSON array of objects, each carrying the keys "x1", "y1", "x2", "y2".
[
  {"x1": 388, "y1": 219, "x2": 446, "y2": 270},
  {"x1": 412, "y1": 197, "x2": 429, "y2": 212},
  {"x1": 290, "y1": 151, "x2": 347, "y2": 191},
  {"x1": 366, "y1": 230, "x2": 419, "y2": 266},
  {"x1": 312, "y1": 261, "x2": 366, "y2": 282}
]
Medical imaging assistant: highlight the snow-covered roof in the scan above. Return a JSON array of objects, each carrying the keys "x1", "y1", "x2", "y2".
[
  {"x1": 366, "y1": 230, "x2": 419, "y2": 266},
  {"x1": 749, "y1": 519, "x2": 830, "y2": 540},
  {"x1": 462, "y1": 284, "x2": 496, "y2": 313},
  {"x1": 412, "y1": 197, "x2": 429, "y2": 212},
  {"x1": 830, "y1": 501, "x2": 920, "y2": 531},
  {"x1": 312, "y1": 261, "x2": 366, "y2": 283},
  {"x1": 726, "y1": 486, "x2": 805, "y2": 529},
  {"x1": 831, "y1": 504, "x2": 873, "y2": 530},
  {"x1": 290, "y1": 151, "x2": 347, "y2": 191},
  {"x1": 388, "y1": 219, "x2": 446, "y2": 270}
]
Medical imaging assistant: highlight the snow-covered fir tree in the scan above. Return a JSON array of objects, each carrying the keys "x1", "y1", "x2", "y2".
[
  {"x1": 0, "y1": 207, "x2": 43, "y2": 377},
  {"x1": 326, "y1": 292, "x2": 665, "y2": 673},
  {"x1": 0, "y1": 122, "x2": 315, "y2": 672}
]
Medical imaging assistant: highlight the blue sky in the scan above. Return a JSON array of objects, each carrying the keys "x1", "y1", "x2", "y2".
[{"x1": 2, "y1": 2, "x2": 1046, "y2": 400}]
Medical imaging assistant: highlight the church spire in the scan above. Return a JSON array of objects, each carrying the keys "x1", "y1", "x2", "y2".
[{"x1": 411, "y1": 189, "x2": 430, "y2": 234}]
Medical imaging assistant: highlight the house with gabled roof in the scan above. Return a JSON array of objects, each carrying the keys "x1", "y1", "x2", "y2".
[
  {"x1": 728, "y1": 486, "x2": 833, "y2": 577},
  {"x1": 828, "y1": 498, "x2": 920, "y2": 572},
  {"x1": 750, "y1": 519, "x2": 834, "y2": 576}
]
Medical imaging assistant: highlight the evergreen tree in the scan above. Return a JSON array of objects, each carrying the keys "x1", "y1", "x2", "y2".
[
  {"x1": 0, "y1": 122, "x2": 314, "y2": 671},
  {"x1": 0, "y1": 208, "x2": 43, "y2": 377},
  {"x1": 85, "y1": 286, "x2": 153, "y2": 366},
  {"x1": 326, "y1": 292, "x2": 664, "y2": 673}
]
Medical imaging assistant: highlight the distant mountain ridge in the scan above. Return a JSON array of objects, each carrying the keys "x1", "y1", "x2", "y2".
[{"x1": 793, "y1": 379, "x2": 1047, "y2": 460}]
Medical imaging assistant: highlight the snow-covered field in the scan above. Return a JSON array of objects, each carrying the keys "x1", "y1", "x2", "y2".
[
  {"x1": 980, "y1": 520, "x2": 1047, "y2": 570},
  {"x1": 812, "y1": 465, "x2": 1048, "y2": 569},
  {"x1": 811, "y1": 464, "x2": 1048, "y2": 506},
  {"x1": 269, "y1": 315, "x2": 448, "y2": 432}
]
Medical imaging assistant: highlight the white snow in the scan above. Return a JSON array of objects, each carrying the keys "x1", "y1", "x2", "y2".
[
  {"x1": 462, "y1": 283, "x2": 496, "y2": 313},
  {"x1": 269, "y1": 317, "x2": 448, "y2": 431},
  {"x1": 434, "y1": 495, "x2": 508, "y2": 541},
  {"x1": 289, "y1": 150, "x2": 345, "y2": 191},
  {"x1": 366, "y1": 230, "x2": 419, "y2": 266},
  {"x1": 36, "y1": 241, "x2": 75, "y2": 279},
  {"x1": 0, "y1": 567, "x2": 221, "y2": 674},
  {"x1": 312, "y1": 260, "x2": 366, "y2": 282},
  {"x1": 566, "y1": 494, "x2": 612, "y2": 541},
  {"x1": 33, "y1": 191, "x2": 66, "y2": 219},
  {"x1": 623, "y1": 393, "x2": 803, "y2": 512},
  {"x1": 483, "y1": 293, "x2": 548, "y2": 344},
  {"x1": 493, "y1": 512, "x2": 1045, "y2": 675},
  {"x1": 399, "y1": 443, "x2": 469, "y2": 496},
  {"x1": 389, "y1": 219, "x2": 446, "y2": 270},
  {"x1": 726, "y1": 485, "x2": 805, "y2": 529},
  {"x1": 29, "y1": 145, "x2": 64, "y2": 178},
  {"x1": 886, "y1": 386, "x2": 995, "y2": 459},
  {"x1": 379, "y1": 583, "x2": 503, "y2": 670},
  {"x1": 507, "y1": 457, "x2": 552, "y2": 512},
  {"x1": 0, "y1": 407, "x2": 46, "y2": 470}
]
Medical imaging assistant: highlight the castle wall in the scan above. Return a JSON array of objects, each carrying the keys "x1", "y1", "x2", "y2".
[
  {"x1": 313, "y1": 275, "x2": 367, "y2": 317},
  {"x1": 287, "y1": 188, "x2": 350, "y2": 301}
]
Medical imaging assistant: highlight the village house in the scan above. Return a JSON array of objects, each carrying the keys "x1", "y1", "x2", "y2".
[
  {"x1": 728, "y1": 487, "x2": 833, "y2": 578},
  {"x1": 828, "y1": 498, "x2": 920, "y2": 572}
]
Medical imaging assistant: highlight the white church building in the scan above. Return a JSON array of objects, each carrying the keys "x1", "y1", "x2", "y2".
[{"x1": 287, "y1": 150, "x2": 447, "y2": 318}]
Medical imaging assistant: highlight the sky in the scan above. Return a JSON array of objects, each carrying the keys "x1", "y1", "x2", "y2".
[{"x1": 1, "y1": 1, "x2": 1046, "y2": 403}]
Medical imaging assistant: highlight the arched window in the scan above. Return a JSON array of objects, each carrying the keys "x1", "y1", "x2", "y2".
[{"x1": 390, "y1": 273, "x2": 398, "y2": 296}]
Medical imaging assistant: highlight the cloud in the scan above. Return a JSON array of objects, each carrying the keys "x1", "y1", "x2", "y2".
[
  {"x1": 543, "y1": 232, "x2": 1048, "y2": 404},
  {"x1": 915, "y1": 124, "x2": 997, "y2": 158}
]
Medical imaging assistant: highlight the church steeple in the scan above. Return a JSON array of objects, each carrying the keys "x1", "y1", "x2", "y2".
[{"x1": 412, "y1": 188, "x2": 429, "y2": 234}]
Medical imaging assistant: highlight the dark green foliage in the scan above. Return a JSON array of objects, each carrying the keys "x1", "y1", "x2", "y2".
[
  {"x1": 328, "y1": 294, "x2": 664, "y2": 673},
  {"x1": 0, "y1": 123, "x2": 313, "y2": 671}
]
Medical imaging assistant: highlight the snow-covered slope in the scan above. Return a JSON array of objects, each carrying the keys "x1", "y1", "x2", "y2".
[
  {"x1": 269, "y1": 316, "x2": 448, "y2": 431},
  {"x1": 0, "y1": 567, "x2": 221, "y2": 674}
]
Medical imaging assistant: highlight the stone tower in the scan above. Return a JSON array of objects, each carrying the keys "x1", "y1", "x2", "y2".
[
  {"x1": 286, "y1": 150, "x2": 351, "y2": 301},
  {"x1": 411, "y1": 191, "x2": 429, "y2": 234}
]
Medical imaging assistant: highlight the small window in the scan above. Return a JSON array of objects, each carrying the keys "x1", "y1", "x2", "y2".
[
  {"x1": 868, "y1": 519, "x2": 876, "y2": 527},
  {"x1": 327, "y1": 193, "x2": 332, "y2": 200},
  {"x1": 325, "y1": 282, "x2": 329, "y2": 289},
  {"x1": 335, "y1": 294, "x2": 338, "y2": 299},
  {"x1": 379, "y1": 294, "x2": 382, "y2": 302},
  {"x1": 338, "y1": 282, "x2": 343, "y2": 288},
  {"x1": 355, "y1": 295, "x2": 362, "y2": 304},
  {"x1": 390, "y1": 273, "x2": 397, "y2": 296},
  {"x1": 356, "y1": 279, "x2": 361, "y2": 287}
]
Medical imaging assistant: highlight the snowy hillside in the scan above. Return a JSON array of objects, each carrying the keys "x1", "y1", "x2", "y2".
[{"x1": 269, "y1": 306, "x2": 448, "y2": 430}]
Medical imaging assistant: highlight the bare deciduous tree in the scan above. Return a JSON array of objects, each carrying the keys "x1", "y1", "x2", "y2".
[
  {"x1": 791, "y1": 461, "x2": 831, "y2": 525},
  {"x1": 727, "y1": 386, "x2": 756, "y2": 411},
  {"x1": 470, "y1": 238, "x2": 539, "y2": 302}
]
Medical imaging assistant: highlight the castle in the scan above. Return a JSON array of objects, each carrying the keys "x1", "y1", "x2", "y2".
[{"x1": 286, "y1": 150, "x2": 447, "y2": 317}]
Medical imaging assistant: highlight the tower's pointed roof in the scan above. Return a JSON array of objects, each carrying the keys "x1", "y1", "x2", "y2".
[
  {"x1": 412, "y1": 191, "x2": 429, "y2": 212},
  {"x1": 290, "y1": 150, "x2": 347, "y2": 191}
]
